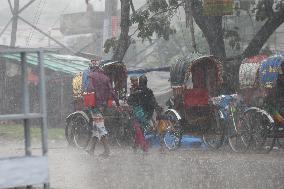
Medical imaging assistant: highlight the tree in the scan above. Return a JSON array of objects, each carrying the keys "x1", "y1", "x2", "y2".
[
  {"x1": 189, "y1": 0, "x2": 226, "y2": 57},
  {"x1": 112, "y1": 0, "x2": 132, "y2": 61},
  {"x1": 107, "y1": 0, "x2": 284, "y2": 67},
  {"x1": 103, "y1": 0, "x2": 133, "y2": 62},
  {"x1": 131, "y1": 0, "x2": 284, "y2": 59},
  {"x1": 242, "y1": 0, "x2": 284, "y2": 58}
]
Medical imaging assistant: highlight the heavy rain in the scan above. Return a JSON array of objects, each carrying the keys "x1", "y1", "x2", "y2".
[{"x1": 0, "y1": 0, "x2": 284, "y2": 189}]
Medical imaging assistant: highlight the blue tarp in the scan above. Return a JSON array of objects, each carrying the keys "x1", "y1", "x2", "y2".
[
  {"x1": 146, "y1": 134, "x2": 205, "y2": 149},
  {"x1": 259, "y1": 55, "x2": 284, "y2": 88},
  {"x1": 81, "y1": 69, "x2": 90, "y2": 92}
]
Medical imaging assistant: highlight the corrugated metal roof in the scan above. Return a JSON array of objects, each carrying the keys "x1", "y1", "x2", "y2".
[
  {"x1": 1, "y1": 52, "x2": 172, "y2": 76},
  {"x1": 1, "y1": 53, "x2": 89, "y2": 75}
]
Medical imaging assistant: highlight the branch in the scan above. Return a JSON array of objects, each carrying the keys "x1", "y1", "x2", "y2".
[
  {"x1": 130, "y1": 0, "x2": 136, "y2": 15},
  {"x1": 129, "y1": 28, "x2": 139, "y2": 37},
  {"x1": 242, "y1": 12, "x2": 284, "y2": 59},
  {"x1": 150, "y1": 1, "x2": 184, "y2": 18}
]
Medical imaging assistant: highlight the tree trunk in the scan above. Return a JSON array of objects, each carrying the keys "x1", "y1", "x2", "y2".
[
  {"x1": 203, "y1": 17, "x2": 225, "y2": 58},
  {"x1": 242, "y1": 13, "x2": 284, "y2": 58},
  {"x1": 190, "y1": 0, "x2": 226, "y2": 58},
  {"x1": 112, "y1": 0, "x2": 131, "y2": 62},
  {"x1": 184, "y1": 0, "x2": 197, "y2": 52}
]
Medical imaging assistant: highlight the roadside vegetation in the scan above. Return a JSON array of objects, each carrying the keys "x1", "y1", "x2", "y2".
[{"x1": 0, "y1": 124, "x2": 64, "y2": 142}]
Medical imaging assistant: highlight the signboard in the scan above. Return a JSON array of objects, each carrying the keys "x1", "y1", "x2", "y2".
[
  {"x1": 203, "y1": 0, "x2": 233, "y2": 16},
  {"x1": 60, "y1": 12, "x2": 104, "y2": 36},
  {"x1": 103, "y1": 19, "x2": 110, "y2": 45}
]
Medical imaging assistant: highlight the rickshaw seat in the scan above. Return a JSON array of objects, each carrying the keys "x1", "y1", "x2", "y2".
[{"x1": 184, "y1": 88, "x2": 209, "y2": 108}]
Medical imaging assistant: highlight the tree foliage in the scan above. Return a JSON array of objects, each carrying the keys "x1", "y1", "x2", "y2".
[
  {"x1": 131, "y1": 0, "x2": 179, "y2": 41},
  {"x1": 109, "y1": 0, "x2": 284, "y2": 63},
  {"x1": 130, "y1": 0, "x2": 284, "y2": 58},
  {"x1": 252, "y1": 0, "x2": 284, "y2": 21}
]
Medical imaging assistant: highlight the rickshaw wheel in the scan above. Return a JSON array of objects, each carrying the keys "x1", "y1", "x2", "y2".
[
  {"x1": 277, "y1": 137, "x2": 284, "y2": 149},
  {"x1": 228, "y1": 118, "x2": 251, "y2": 153},
  {"x1": 164, "y1": 111, "x2": 182, "y2": 150},
  {"x1": 65, "y1": 119, "x2": 75, "y2": 146},
  {"x1": 105, "y1": 110, "x2": 134, "y2": 147},
  {"x1": 241, "y1": 108, "x2": 275, "y2": 154},
  {"x1": 202, "y1": 109, "x2": 225, "y2": 150},
  {"x1": 163, "y1": 130, "x2": 182, "y2": 151},
  {"x1": 68, "y1": 113, "x2": 92, "y2": 149},
  {"x1": 228, "y1": 111, "x2": 251, "y2": 153}
]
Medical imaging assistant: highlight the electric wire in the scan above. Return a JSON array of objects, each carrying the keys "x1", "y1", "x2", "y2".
[
  {"x1": 26, "y1": 0, "x2": 46, "y2": 47},
  {"x1": 38, "y1": 1, "x2": 72, "y2": 42}
]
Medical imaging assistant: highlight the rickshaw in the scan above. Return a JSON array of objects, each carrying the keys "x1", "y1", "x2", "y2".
[
  {"x1": 163, "y1": 54, "x2": 225, "y2": 150},
  {"x1": 226, "y1": 55, "x2": 268, "y2": 152},
  {"x1": 65, "y1": 60, "x2": 134, "y2": 149},
  {"x1": 239, "y1": 54, "x2": 284, "y2": 153}
]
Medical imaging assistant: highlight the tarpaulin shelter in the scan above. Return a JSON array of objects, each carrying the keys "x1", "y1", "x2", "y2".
[{"x1": 1, "y1": 53, "x2": 90, "y2": 75}]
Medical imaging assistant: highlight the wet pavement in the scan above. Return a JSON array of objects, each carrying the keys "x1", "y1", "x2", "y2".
[
  {"x1": 1, "y1": 141, "x2": 284, "y2": 189},
  {"x1": 48, "y1": 144, "x2": 284, "y2": 189}
]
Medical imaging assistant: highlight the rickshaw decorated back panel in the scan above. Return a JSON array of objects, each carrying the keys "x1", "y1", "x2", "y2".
[
  {"x1": 239, "y1": 55, "x2": 267, "y2": 89},
  {"x1": 259, "y1": 55, "x2": 284, "y2": 88}
]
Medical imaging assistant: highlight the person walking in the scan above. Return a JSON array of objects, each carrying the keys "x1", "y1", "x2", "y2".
[{"x1": 87, "y1": 59, "x2": 120, "y2": 158}]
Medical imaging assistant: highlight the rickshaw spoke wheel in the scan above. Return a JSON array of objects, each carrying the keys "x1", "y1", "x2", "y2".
[
  {"x1": 72, "y1": 114, "x2": 92, "y2": 149},
  {"x1": 241, "y1": 109, "x2": 275, "y2": 153},
  {"x1": 228, "y1": 115, "x2": 251, "y2": 153},
  {"x1": 164, "y1": 111, "x2": 182, "y2": 150},
  {"x1": 163, "y1": 129, "x2": 182, "y2": 151},
  {"x1": 202, "y1": 110, "x2": 225, "y2": 150},
  {"x1": 105, "y1": 110, "x2": 134, "y2": 147},
  {"x1": 277, "y1": 137, "x2": 284, "y2": 149},
  {"x1": 65, "y1": 118, "x2": 76, "y2": 146}
]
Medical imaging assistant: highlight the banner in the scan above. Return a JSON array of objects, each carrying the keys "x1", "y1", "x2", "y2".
[
  {"x1": 203, "y1": 0, "x2": 233, "y2": 16},
  {"x1": 111, "y1": 16, "x2": 118, "y2": 38}
]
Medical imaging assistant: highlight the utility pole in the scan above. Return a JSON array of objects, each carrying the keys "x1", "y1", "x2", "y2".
[{"x1": 10, "y1": 0, "x2": 19, "y2": 47}]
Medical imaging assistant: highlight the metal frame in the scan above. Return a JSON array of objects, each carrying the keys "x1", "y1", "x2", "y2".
[
  {"x1": 0, "y1": 49, "x2": 49, "y2": 189},
  {"x1": 0, "y1": 0, "x2": 76, "y2": 54}
]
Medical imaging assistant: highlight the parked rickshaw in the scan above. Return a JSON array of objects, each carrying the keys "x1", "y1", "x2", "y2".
[
  {"x1": 239, "y1": 54, "x2": 284, "y2": 153},
  {"x1": 164, "y1": 54, "x2": 225, "y2": 150},
  {"x1": 225, "y1": 55, "x2": 268, "y2": 152},
  {"x1": 65, "y1": 60, "x2": 133, "y2": 149}
]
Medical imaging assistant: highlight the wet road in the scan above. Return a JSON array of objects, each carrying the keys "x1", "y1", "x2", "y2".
[
  {"x1": 48, "y1": 144, "x2": 284, "y2": 189},
  {"x1": 1, "y1": 141, "x2": 284, "y2": 189}
]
